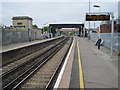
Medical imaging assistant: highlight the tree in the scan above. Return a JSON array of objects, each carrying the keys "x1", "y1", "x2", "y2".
[
  {"x1": 0, "y1": 24, "x2": 5, "y2": 30},
  {"x1": 32, "y1": 24, "x2": 38, "y2": 28},
  {"x1": 42, "y1": 26, "x2": 49, "y2": 32}
]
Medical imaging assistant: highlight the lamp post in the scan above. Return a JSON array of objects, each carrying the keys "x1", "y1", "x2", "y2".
[
  {"x1": 93, "y1": 5, "x2": 100, "y2": 12},
  {"x1": 43, "y1": 23, "x2": 47, "y2": 38},
  {"x1": 88, "y1": 0, "x2": 91, "y2": 41},
  {"x1": 43, "y1": 22, "x2": 50, "y2": 38},
  {"x1": 43, "y1": 24, "x2": 45, "y2": 39},
  {"x1": 49, "y1": 26, "x2": 52, "y2": 38},
  {"x1": 93, "y1": 5, "x2": 101, "y2": 38},
  {"x1": 110, "y1": 12, "x2": 114, "y2": 58}
]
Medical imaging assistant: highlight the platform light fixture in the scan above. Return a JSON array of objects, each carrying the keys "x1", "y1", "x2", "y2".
[
  {"x1": 93, "y1": 5, "x2": 100, "y2": 8},
  {"x1": 93, "y1": 5, "x2": 101, "y2": 13},
  {"x1": 93, "y1": 5, "x2": 101, "y2": 38}
]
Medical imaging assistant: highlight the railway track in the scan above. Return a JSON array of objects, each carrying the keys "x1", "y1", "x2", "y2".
[
  {"x1": 2, "y1": 37, "x2": 64, "y2": 74},
  {"x1": 22, "y1": 37, "x2": 73, "y2": 89},
  {"x1": 2, "y1": 37, "x2": 73, "y2": 89},
  {"x1": 2, "y1": 37, "x2": 65, "y2": 88},
  {"x1": 2, "y1": 44, "x2": 54, "y2": 74},
  {"x1": 2, "y1": 36, "x2": 64, "y2": 67}
]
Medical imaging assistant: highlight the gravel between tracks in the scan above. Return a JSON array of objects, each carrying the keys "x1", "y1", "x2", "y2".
[
  {"x1": 21, "y1": 38, "x2": 72, "y2": 89},
  {"x1": 2, "y1": 39, "x2": 64, "y2": 74}
]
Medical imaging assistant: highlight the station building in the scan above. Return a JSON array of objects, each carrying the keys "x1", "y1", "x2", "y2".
[
  {"x1": 12, "y1": 16, "x2": 33, "y2": 30},
  {"x1": 100, "y1": 20, "x2": 120, "y2": 33}
]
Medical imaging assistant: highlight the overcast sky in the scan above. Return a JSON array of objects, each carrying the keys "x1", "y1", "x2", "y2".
[{"x1": 1, "y1": 0, "x2": 119, "y2": 28}]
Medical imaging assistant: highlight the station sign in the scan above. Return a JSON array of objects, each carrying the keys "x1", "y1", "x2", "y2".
[{"x1": 86, "y1": 14, "x2": 110, "y2": 21}]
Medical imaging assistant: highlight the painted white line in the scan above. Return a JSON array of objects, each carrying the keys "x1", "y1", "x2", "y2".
[{"x1": 53, "y1": 37, "x2": 75, "y2": 88}]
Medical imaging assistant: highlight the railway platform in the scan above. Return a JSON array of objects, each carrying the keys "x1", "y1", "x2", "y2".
[
  {"x1": 56, "y1": 36, "x2": 119, "y2": 89},
  {"x1": 1, "y1": 36, "x2": 119, "y2": 89},
  {"x1": 2, "y1": 36, "x2": 63, "y2": 53}
]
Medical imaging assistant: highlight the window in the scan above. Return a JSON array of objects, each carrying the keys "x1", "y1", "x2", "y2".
[
  {"x1": 15, "y1": 26, "x2": 25, "y2": 28},
  {"x1": 114, "y1": 26, "x2": 117, "y2": 30},
  {"x1": 17, "y1": 22, "x2": 22, "y2": 25},
  {"x1": 118, "y1": 25, "x2": 120, "y2": 32},
  {"x1": 107, "y1": 25, "x2": 109, "y2": 29}
]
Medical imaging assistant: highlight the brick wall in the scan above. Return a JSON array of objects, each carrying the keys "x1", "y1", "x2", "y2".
[{"x1": 100, "y1": 24, "x2": 120, "y2": 33}]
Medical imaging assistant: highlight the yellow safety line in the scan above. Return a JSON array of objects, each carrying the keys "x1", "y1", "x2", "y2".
[{"x1": 77, "y1": 39, "x2": 84, "y2": 90}]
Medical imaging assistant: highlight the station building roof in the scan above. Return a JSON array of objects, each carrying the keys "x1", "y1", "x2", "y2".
[{"x1": 12, "y1": 16, "x2": 33, "y2": 20}]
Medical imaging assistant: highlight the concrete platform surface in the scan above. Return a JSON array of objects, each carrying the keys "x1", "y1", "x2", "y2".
[
  {"x1": 77, "y1": 37, "x2": 118, "y2": 88},
  {"x1": 58, "y1": 36, "x2": 119, "y2": 89}
]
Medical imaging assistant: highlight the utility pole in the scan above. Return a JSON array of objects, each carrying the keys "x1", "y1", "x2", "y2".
[
  {"x1": 110, "y1": 13, "x2": 114, "y2": 58},
  {"x1": 93, "y1": 5, "x2": 101, "y2": 38},
  {"x1": 88, "y1": 0, "x2": 91, "y2": 41}
]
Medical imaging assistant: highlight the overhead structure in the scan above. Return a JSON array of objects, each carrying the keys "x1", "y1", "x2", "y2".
[
  {"x1": 49, "y1": 24, "x2": 84, "y2": 29},
  {"x1": 49, "y1": 23, "x2": 84, "y2": 37}
]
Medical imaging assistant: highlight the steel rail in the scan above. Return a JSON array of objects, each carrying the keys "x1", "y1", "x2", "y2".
[
  {"x1": 45, "y1": 37, "x2": 73, "y2": 89},
  {"x1": 2, "y1": 37, "x2": 69, "y2": 90},
  {"x1": 2, "y1": 37, "x2": 65, "y2": 79},
  {"x1": 2, "y1": 37, "x2": 67, "y2": 87},
  {"x1": 1, "y1": 36, "x2": 64, "y2": 67}
]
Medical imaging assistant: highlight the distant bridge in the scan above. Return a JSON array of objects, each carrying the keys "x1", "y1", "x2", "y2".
[{"x1": 49, "y1": 23, "x2": 84, "y2": 37}]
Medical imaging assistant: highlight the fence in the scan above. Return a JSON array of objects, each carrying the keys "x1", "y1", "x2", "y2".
[
  {"x1": 2, "y1": 29, "x2": 42, "y2": 46},
  {"x1": 91, "y1": 33, "x2": 120, "y2": 52}
]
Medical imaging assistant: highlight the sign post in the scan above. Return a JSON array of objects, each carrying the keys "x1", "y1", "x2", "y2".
[{"x1": 86, "y1": 15, "x2": 110, "y2": 21}]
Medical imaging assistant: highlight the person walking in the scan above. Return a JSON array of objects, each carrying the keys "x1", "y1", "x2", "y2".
[{"x1": 97, "y1": 38, "x2": 102, "y2": 49}]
